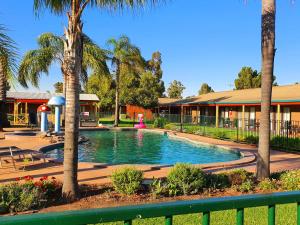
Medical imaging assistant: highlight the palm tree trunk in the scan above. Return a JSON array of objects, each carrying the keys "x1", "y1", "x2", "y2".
[
  {"x1": 257, "y1": 0, "x2": 276, "y2": 180},
  {"x1": 0, "y1": 59, "x2": 8, "y2": 131},
  {"x1": 61, "y1": 68, "x2": 67, "y2": 127},
  {"x1": 62, "y1": 11, "x2": 83, "y2": 201},
  {"x1": 114, "y1": 65, "x2": 120, "y2": 127}
]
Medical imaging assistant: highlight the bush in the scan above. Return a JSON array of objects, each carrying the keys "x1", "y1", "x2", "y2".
[
  {"x1": 244, "y1": 135, "x2": 259, "y2": 145},
  {"x1": 167, "y1": 163, "x2": 206, "y2": 196},
  {"x1": 150, "y1": 178, "x2": 167, "y2": 198},
  {"x1": 205, "y1": 173, "x2": 230, "y2": 190},
  {"x1": 258, "y1": 178, "x2": 278, "y2": 191},
  {"x1": 235, "y1": 180, "x2": 254, "y2": 193},
  {"x1": 153, "y1": 117, "x2": 167, "y2": 128},
  {"x1": 280, "y1": 170, "x2": 300, "y2": 191},
  {"x1": 111, "y1": 167, "x2": 143, "y2": 195},
  {"x1": 226, "y1": 169, "x2": 253, "y2": 186},
  {"x1": 0, "y1": 176, "x2": 61, "y2": 213}
]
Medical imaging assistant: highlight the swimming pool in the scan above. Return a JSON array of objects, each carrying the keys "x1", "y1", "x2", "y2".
[{"x1": 45, "y1": 130, "x2": 241, "y2": 165}]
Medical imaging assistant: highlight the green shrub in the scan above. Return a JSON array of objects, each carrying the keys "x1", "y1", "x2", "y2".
[
  {"x1": 153, "y1": 117, "x2": 167, "y2": 128},
  {"x1": 167, "y1": 163, "x2": 206, "y2": 196},
  {"x1": 280, "y1": 170, "x2": 300, "y2": 191},
  {"x1": 212, "y1": 131, "x2": 229, "y2": 140},
  {"x1": 164, "y1": 123, "x2": 178, "y2": 131},
  {"x1": 205, "y1": 173, "x2": 230, "y2": 190},
  {"x1": 244, "y1": 135, "x2": 259, "y2": 145},
  {"x1": 150, "y1": 178, "x2": 167, "y2": 198},
  {"x1": 271, "y1": 136, "x2": 300, "y2": 151},
  {"x1": 111, "y1": 167, "x2": 143, "y2": 195},
  {"x1": 235, "y1": 180, "x2": 254, "y2": 193},
  {"x1": 0, "y1": 176, "x2": 60, "y2": 213},
  {"x1": 258, "y1": 178, "x2": 278, "y2": 191},
  {"x1": 120, "y1": 114, "x2": 127, "y2": 120},
  {"x1": 226, "y1": 169, "x2": 253, "y2": 186}
]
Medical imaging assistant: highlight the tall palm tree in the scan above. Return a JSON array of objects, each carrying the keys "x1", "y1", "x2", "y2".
[
  {"x1": 18, "y1": 32, "x2": 108, "y2": 93},
  {"x1": 107, "y1": 36, "x2": 144, "y2": 127},
  {"x1": 33, "y1": 0, "x2": 163, "y2": 201},
  {"x1": 256, "y1": 0, "x2": 276, "y2": 180},
  {"x1": 0, "y1": 25, "x2": 18, "y2": 131}
]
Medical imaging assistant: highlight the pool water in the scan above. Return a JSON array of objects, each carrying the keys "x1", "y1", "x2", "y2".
[{"x1": 45, "y1": 130, "x2": 241, "y2": 165}]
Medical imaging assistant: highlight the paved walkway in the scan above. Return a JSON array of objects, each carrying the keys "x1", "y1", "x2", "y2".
[{"x1": 0, "y1": 128, "x2": 299, "y2": 185}]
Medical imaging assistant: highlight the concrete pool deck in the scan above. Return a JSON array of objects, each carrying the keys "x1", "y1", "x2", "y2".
[{"x1": 0, "y1": 128, "x2": 300, "y2": 185}]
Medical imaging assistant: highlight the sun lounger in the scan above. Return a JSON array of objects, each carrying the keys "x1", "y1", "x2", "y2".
[{"x1": 0, "y1": 146, "x2": 46, "y2": 170}]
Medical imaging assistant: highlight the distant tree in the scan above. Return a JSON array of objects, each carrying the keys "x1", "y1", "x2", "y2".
[
  {"x1": 107, "y1": 36, "x2": 144, "y2": 127},
  {"x1": 198, "y1": 83, "x2": 214, "y2": 95},
  {"x1": 147, "y1": 51, "x2": 165, "y2": 97},
  {"x1": 167, "y1": 80, "x2": 185, "y2": 99},
  {"x1": 234, "y1": 67, "x2": 277, "y2": 90},
  {"x1": 86, "y1": 73, "x2": 115, "y2": 110},
  {"x1": 54, "y1": 82, "x2": 63, "y2": 93},
  {"x1": 135, "y1": 72, "x2": 160, "y2": 108}
]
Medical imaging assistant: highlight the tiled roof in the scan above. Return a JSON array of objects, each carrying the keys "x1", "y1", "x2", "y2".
[
  {"x1": 7, "y1": 92, "x2": 99, "y2": 101},
  {"x1": 159, "y1": 84, "x2": 300, "y2": 106}
]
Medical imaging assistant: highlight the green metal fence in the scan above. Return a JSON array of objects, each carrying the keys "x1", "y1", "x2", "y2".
[{"x1": 1, "y1": 191, "x2": 300, "y2": 225}]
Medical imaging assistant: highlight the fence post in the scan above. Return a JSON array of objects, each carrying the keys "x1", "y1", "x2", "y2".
[
  {"x1": 133, "y1": 112, "x2": 135, "y2": 127},
  {"x1": 180, "y1": 105, "x2": 183, "y2": 132}
]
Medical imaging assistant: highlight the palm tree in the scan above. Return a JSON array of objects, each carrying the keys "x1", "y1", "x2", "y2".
[
  {"x1": 256, "y1": 0, "x2": 276, "y2": 180},
  {"x1": 0, "y1": 25, "x2": 18, "y2": 131},
  {"x1": 107, "y1": 36, "x2": 145, "y2": 127},
  {"x1": 33, "y1": 0, "x2": 163, "y2": 201},
  {"x1": 18, "y1": 32, "x2": 108, "y2": 93}
]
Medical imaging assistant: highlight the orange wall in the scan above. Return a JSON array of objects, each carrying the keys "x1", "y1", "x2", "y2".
[{"x1": 126, "y1": 105, "x2": 153, "y2": 120}]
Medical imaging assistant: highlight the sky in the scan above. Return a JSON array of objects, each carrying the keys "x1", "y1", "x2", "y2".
[{"x1": 1, "y1": 0, "x2": 300, "y2": 97}]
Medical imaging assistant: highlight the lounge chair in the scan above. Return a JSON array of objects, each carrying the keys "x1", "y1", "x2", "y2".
[{"x1": 0, "y1": 146, "x2": 46, "y2": 170}]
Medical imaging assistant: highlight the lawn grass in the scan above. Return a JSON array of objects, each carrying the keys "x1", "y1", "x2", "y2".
[
  {"x1": 100, "y1": 204, "x2": 296, "y2": 225},
  {"x1": 98, "y1": 117, "x2": 153, "y2": 127}
]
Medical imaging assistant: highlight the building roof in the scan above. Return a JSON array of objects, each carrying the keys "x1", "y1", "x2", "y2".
[
  {"x1": 158, "y1": 84, "x2": 300, "y2": 106},
  {"x1": 158, "y1": 97, "x2": 181, "y2": 106},
  {"x1": 7, "y1": 92, "x2": 99, "y2": 102}
]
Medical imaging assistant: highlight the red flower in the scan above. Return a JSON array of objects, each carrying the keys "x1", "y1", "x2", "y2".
[
  {"x1": 15, "y1": 177, "x2": 21, "y2": 181},
  {"x1": 34, "y1": 181, "x2": 42, "y2": 187},
  {"x1": 24, "y1": 175, "x2": 34, "y2": 181}
]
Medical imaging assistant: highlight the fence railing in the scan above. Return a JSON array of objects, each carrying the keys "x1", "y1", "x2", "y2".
[
  {"x1": 156, "y1": 113, "x2": 300, "y2": 151},
  {"x1": 1, "y1": 191, "x2": 300, "y2": 225}
]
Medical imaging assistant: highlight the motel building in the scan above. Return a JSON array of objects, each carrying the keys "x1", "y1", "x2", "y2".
[
  {"x1": 156, "y1": 84, "x2": 300, "y2": 135},
  {"x1": 5, "y1": 92, "x2": 99, "y2": 126}
]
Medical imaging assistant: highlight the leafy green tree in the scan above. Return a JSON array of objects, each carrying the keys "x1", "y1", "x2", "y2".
[
  {"x1": 147, "y1": 51, "x2": 165, "y2": 97},
  {"x1": 257, "y1": 0, "x2": 276, "y2": 180},
  {"x1": 234, "y1": 66, "x2": 277, "y2": 90},
  {"x1": 198, "y1": 83, "x2": 214, "y2": 95},
  {"x1": 54, "y1": 82, "x2": 63, "y2": 93},
  {"x1": 135, "y1": 72, "x2": 160, "y2": 108},
  {"x1": 107, "y1": 36, "x2": 145, "y2": 127},
  {"x1": 0, "y1": 24, "x2": 18, "y2": 130},
  {"x1": 33, "y1": 0, "x2": 162, "y2": 200},
  {"x1": 167, "y1": 80, "x2": 185, "y2": 99},
  {"x1": 86, "y1": 73, "x2": 115, "y2": 110}
]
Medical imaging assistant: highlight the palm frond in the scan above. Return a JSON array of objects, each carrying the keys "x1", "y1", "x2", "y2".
[
  {"x1": 33, "y1": 0, "x2": 71, "y2": 15},
  {"x1": 18, "y1": 48, "x2": 55, "y2": 88},
  {"x1": 82, "y1": 34, "x2": 110, "y2": 76},
  {"x1": 0, "y1": 24, "x2": 18, "y2": 83},
  {"x1": 91, "y1": 0, "x2": 165, "y2": 10}
]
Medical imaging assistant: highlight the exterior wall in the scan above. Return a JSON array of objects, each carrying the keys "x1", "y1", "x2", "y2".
[
  {"x1": 290, "y1": 106, "x2": 300, "y2": 121},
  {"x1": 126, "y1": 105, "x2": 153, "y2": 120}
]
